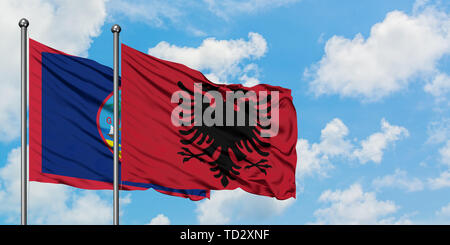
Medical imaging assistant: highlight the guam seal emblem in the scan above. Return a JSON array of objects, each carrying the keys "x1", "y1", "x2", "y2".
[{"x1": 97, "y1": 89, "x2": 122, "y2": 158}]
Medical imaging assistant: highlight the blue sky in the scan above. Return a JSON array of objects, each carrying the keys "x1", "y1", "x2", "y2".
[{"x1": 1, "y1": 0, "x2": 450, "y2": 224}]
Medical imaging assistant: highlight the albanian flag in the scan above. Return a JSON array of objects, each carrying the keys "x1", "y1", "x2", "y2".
[
  {"x1": 29, "y1": 39, "x2": 208, "y2": 200},
  {"x1": 121, "y1": 44, "x2": 298, "y2": 200}
]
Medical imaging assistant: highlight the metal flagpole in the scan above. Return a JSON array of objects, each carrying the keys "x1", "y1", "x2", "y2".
[
  {"x1": 111, "y1": 24, "x2": 121, "y2": 226},
  {"x1": 19, "y1": 18, "x2": 29, "y2": 226}
]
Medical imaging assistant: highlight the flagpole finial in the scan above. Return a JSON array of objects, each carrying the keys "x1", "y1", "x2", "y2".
[
  {"x1": 111, "y1": 24, "x2": 121, "y2": 33},
  {"x1": 18, "y1": 18, "x2": 29, "y2": 28}
]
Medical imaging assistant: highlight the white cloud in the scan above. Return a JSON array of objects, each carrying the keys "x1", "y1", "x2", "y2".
[
  {"x1": 296, "y1": 139, "x2": 333, "y2": 179},
  {"x1": 426, "y1": 140, "x2": 450, "y2": 189},
  {"x1": 0, "y1": 0, "x2": 107, "y2": 142},
  {"x1": 436, "y1": 202, "x2": 450, "y2": 217},
  {"x1": 108, "y1": 0, "x2": 298, "y2": 36},
  {"x1": 424, "y1": 72, "x2": 450, "y2": 99},
  {"x1": 427, "y1": 118, "x2": 450, "y2": 144},
  {"x1": 296, "y1": 118, "x2": 351, "y2": 178},
  {"x1": 240, "y1": 63, "x2": 261, "y2": 87},
  {"x1": 196, "y1": 189, "x2": 294, "y2": 225},
  {"x1": 107, "y1": 0, "x2": 182, "y2": 28},
  {"x1": 426, "y1": 122, "x2": 450, "y2": 190},
  {"x1": 148, "y1": 32, "x2": 267, "y2": 85},
  {"x1": 0, "y1": 147, "x2": 127, "y2": 224},
  {"x1": 240, "y1": 75, "x2": 261, "y2": 87},
  {"x1": 297, "y1": 118, "x2": 408, "y2": 178},
  {"x1": 46, "y1": 190, "x2": 112, "y2": 225},
  {"x1": 203, "y1": 0, "x2": 300, "y2": 20},
  {"x1": 305, "y1": 5, "x2": 450, "y2": 101},
  {"x1": 0, "y1": 148, "x2": 23, "y2": 220},
  {"x1": 413, "y1": 0, "x2": 431, "y2": 13},
  {"x1": 372, "y1": 169, "x2": 424, "y2": 192},
  {"x1": 148, "y1": 214, "x2": 171, "y2": 225},
  {"x1": 318, "y1": 118, "x2": 353, "y2": 156},
  {"x1": 352, "y1": 119, "x2": 409, "y2": 164},
  {"x1": 312, "y1": 183, "x2": 411, "y2": 224},
  {"x1": 438, "y1": 140, "x2": 450, "y2": 166},
  {"x1": 428, "y1": 170, "x2": 450, "y2": 190}
]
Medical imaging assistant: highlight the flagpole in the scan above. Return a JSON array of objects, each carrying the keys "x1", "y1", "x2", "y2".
[
  {"x1": 111, "y1": 24, "x2": 121, "y2": 226},
  {"x1": 19, "y1": 18, "x2": 29, "y2": 226}
]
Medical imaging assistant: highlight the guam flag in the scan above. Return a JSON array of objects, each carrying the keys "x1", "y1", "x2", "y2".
[
  {"x1": 29, "y1": 39, "x2": 209, "y2": 200},
  {"x1": 121, "y1": 44, "x2": 297, "y2": 200}
]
